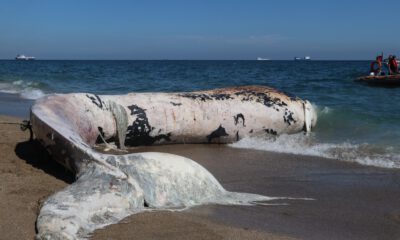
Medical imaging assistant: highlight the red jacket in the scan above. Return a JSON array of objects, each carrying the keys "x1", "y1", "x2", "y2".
[{"x1": 390, "y1": 58, "x2": 398, "y2": 72}]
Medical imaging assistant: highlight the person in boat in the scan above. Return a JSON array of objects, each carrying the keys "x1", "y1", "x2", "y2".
[
  {"x1": 389, "y1": 55, "x2": 399, "y2": 75},
  {"x1": 370, "y1": 55, "x2": 383, "y2": 76}
]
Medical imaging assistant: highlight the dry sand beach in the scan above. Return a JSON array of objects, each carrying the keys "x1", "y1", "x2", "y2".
[{"x1": 1, "y1": 114, "x2": 400, "y2": 240}]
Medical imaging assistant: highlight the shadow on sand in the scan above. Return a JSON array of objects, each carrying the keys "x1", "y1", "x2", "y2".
[{"x1": 15, "y1": 140, "x2": 74, "y2": 184}]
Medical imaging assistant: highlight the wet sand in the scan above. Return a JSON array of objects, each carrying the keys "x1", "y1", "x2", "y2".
[
  {"x1": 0, "y1": 92, "x2": 33, "y2": 118},
  {"x1": 1, "y1": 114, "x2": 399, "y2": 239}
]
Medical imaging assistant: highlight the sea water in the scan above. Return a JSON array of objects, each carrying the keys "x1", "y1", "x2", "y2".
[{"x1": 1, "y1": 60, "x2": 399, "y2": 168}]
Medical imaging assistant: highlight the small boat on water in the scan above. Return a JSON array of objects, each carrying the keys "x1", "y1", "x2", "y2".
[
  {"x1": 357, "y1": 75, "x2": 400, "y2": 86},
  {"x1": 294, "y1": 56, "x2": 311, "y2": 61},
  {"x1": 15, "y1": 54, "x2": 35, "y2": 60},
  {"x1": 257, "y1": 57, "x2": 270, "y2": 61}
]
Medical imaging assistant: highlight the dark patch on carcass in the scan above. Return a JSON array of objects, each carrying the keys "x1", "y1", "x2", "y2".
[
  {"x1": 233, "y1": 90, "x2": 288, "y2": 109},
  {"x1": 236, "y1": 131, "x2": 239, "y2": 141},
  {"x1": 86, "y1": 94, "x2": 104, "y2": 109},
  {"x1": 233, "y1": 113, "x2": 246, "y2": 127},
  {"x1": 261, "y1": 96, "x2": 288, "y2": 108},
  {"x1": 125, "y1": 104, "x2": 171, "y2": 146},
  {"x1": 206, "y1": 125, "x2": 229, "y2": 143},
  {"x1": 95, "y1": 127, "x2": 118, "y2": 146},
  {"x1": 249, "y1": 129, "x2": 253, "y2": 133},
  {"x1": 283, "y1": 109, "x2": 297, "y2": 126},
  {"x1": 265, "y1": 129, "x2": 278, "y2": 135},
  {"x1": 96, "y1": 127, "x2": 105, "y2": 143},
  {"x1": 179, "y1": 88, "x2": 296, "y2": 112},
  {"x1": 178, "y1": 87, "x2": 298, "y2": 109},
  {"x1": 179, "y1": 92, "x2": 233, "y2": 102},
  {"x1": 179, "y1": 93, "x2": 212, "y2": 102},
  {"x1": 170, "y1": 102, "x2": 182, "y2": 106},
  {"x1": 210, "y1": 93, "x2": 232, "y2": 100}
]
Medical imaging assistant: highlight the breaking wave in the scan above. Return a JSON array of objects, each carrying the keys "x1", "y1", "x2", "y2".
[{"x1": 0, "y1": 80, "x2": 46, "y2": 99}]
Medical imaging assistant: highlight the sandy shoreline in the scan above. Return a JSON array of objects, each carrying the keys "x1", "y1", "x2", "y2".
[{"x1": 1, "y1": 114, "x2": 399, "y2": 239}]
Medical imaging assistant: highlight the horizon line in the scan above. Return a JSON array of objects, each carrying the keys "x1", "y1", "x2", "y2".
[{"x1": 0, "y1": 59, "x2": 373, "y2": 61}]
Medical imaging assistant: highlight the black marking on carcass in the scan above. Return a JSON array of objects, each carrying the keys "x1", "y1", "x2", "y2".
[
  {"x1": 283, "y1": 109, "x2": 297, "y2": 126},
  {"x1": 249, "y1": 129, "x2": 253, "y2": 133},
  {"x1": 96, "y1": 127, "x2": 105, "y2": 143},
  {"x1": 86, "y1": 94, "x2": 104, "y2": 109},
  {"x1": 257, "y1": 94, "x2": 287, "y2": 108},
  {"x1": 210, "y1": 93, "x2": 232, "y2": 100},
  {"x1": 264, "y1": 129, "x2": 278, "y2": 135},
  {"x1": 206, "y1": 125, "x2": 229, "y2": 143},
  {"x1": 233, "y1": 90, "x2": 288, "y2": 109},
  {"x1": 125, "y1": 104, "x2": 172, "y2": 146},
  {"x1": 236, "y1": 88, "x2": 298, "y2": 102},
  {"x1": 170, "y1": 102, "x2": 182, "y2": 106},
  {"x1": 178, "y1": 87, "x2": 297, "y2": 108},
  {"x1": 179, "y1": 92, "x2": 233, "y2": 102},
  {"x1": 233, "y1": 113, "x2": 246, "y2": 127},
  {"x1": 179, "y1": 93, "x2": 212, "y2": 102},
  {"x1": 235, "y1": 131, "x2": 239, "y2": 141},
  {"x1": 95, "y1": 127, "x2": 118, "y2": 146}
]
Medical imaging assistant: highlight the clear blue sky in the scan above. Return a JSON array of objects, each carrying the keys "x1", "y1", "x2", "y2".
[{"x1": 1, "y1": 0, "x2": 399, "y2": 60}]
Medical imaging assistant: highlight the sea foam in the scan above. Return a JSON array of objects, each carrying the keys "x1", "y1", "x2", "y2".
[
  {"x1": 0, "y1": 80, "x2": 46, "y2": 100},
  {"x1": 229, "y1": 134, "x2": 400, "y2": 169}
]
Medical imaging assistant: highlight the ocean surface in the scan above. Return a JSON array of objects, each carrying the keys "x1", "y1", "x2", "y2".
[{"x1": 1, "y1": 60, "x2": 399, "y2": 169}]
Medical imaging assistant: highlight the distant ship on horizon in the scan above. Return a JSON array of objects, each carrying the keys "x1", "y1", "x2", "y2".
[
  {"x1": 15, "y1": 54, "x2": 35, "y2": 60},
  {"x1": 294, "y1": 56, "x2": 311, "y2": 61},
  {"x1": 257, "y1": 57, "x2": 270, "y2": 61}
]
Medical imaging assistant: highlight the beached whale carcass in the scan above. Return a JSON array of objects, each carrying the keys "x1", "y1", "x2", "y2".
[{"x1": 31, "y1": 86, "x2": 316, "y2": 239}]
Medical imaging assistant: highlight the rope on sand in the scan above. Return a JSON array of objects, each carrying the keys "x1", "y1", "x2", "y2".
[{"x1": 0, "y1": 120, "x2": 33, "y2": 140}]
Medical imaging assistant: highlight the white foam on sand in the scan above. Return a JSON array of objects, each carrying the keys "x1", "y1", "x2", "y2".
[{"x1": 229, "y1": 134, "x2": 400, "y2": 169}]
